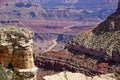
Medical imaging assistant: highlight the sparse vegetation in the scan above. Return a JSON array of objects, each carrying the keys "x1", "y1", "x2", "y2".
[
  {"x1": 63, "y1": 71, "x2": 68, "y2": 80},
  {"x1": 0, "y1": 65, "x2": 17, "y2": 80}
]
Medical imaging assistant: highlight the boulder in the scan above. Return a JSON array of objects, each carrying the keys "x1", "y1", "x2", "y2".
[{"x1": 43, "y1": 71, "x2": 116, "y2": 80}]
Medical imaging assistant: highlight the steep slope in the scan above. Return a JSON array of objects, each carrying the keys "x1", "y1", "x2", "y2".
[
  {"x1": 65, "y1": 0, "x2": 120, "y2": 63},
  {"x1": 93, "y1": 1, "x2": 120, "y2": 34}
]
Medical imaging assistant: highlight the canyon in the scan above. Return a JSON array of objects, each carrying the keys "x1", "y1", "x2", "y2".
[
  {"x1": 34, "y1": 0, "x2": 120, "y2": 80},
  {"x1": 0, "y1": 0, "x2": 118, "y2": 35},
  {"x1": 0, "y1": 0, "x2": 120, "y2": 80},
  {"x1": 0, "y1": 0, "x2": 118, "y2": 52}
]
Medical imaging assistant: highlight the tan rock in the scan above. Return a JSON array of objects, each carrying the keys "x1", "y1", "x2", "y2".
[
  {"x1": 15, "y1": 67, "x2": 38, "y2": 80},
  {"x1": 92, "y1": 74, "x2": 116, "y2": 80},
  {"x1": 0, "y1": 46, "x2": 12, "y2": 67},
  {"x1": 12, "y1": 46, "x2": 35, "y2": 69},
  {"x1": 0, "y1": 26, "x2": 34, "y2": 69},
  {"x1": 0, "y1": 26, "x2": 37, "y2": 80},
  {"x1": 43, "y1": 72, "x2": 116, "y2": 80},
  {"x1": 43, "y1": 72, "x2": 88, "y2": 80}
]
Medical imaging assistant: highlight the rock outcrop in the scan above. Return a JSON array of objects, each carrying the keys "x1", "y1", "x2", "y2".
[
  {"x1": 43, "y1": 71, "x2": 117, "y2": 80},
  {"x1": 65, "y1": 29, "x2": 120, "y2": 62},
  {"x1": 35, "y1": 50, "x2": 120, "y2": 79},
  {"x1": 0, "y1": 26, "x2": 37, "y2": 80},
  {"x1": 35, "y1": 50, "x2": 100, "y2": 76},
  {"x1": 65, "y1": 0, "x2": 120, "y2": 63},
  {"x1": 63, "y1": 2, "x2": 120, "y2": 79},
  {"x1": 93, "y1": 0, "x2": 120, "y2": 34}
]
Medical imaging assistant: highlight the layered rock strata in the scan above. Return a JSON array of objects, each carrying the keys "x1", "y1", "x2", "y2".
[
  {"x1": 63, "y1": 0, "x2": 120, "y2": 77},
  {"x1": 0, "y1": 26, "x2": 37, "y2": 80},
  {"x1": 35, "y1": 50, "x2": 120, "y2": 78},
  {"x1": 65, "y1": 0, "x2": 120, "y2": 63},
  {"x1": 35, "y1": 1, "x2": 120, "y2": 79},
  {"x1": 65, "y1": 29, "x2": 120, "y2": 62}
]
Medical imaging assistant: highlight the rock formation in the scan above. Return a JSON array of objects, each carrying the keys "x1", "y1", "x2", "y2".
[
  {"x1": 35, "y1": 50, "x2": 120, "y2": 79},
  {"x1": 43, "y1": 71, "x2": 116, "y2": 80},
  {"x1": 0, "y1": 26, "x2": 37, "y2": 80},
  {"x1": 93, "y1": 0, "x2": 120, "y2": 34},
  {"x1": 65, "y1": 0, "x2": 120, "y2": 63}
]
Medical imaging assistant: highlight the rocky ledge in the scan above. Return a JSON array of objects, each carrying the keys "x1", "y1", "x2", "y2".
[
  {"x1": 35, "y1": 50, "x2": 120, "y2": 79},
  {"x1": 43, "y1": 72, "x2": 117, "y2": 80}
]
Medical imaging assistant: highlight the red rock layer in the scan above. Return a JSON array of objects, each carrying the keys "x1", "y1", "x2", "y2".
[{"x1": 35, "y1": 50, "x2": 120, "y2": 77}]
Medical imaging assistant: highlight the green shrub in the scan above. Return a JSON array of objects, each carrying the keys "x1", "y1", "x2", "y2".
[{"x1": 0, "y1": 65, "x2": 17, "y2": 80}]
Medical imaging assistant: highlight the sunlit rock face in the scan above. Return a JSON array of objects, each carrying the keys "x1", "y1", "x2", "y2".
[
  {"x1": 43, "y1": 71, "x2": 116, "y2": 80},
  {"x1": 0, "y1": 26, "x2": 34, "y2": 69},
  {"x1": 0, "y1": 26, "x2": 37, "y2": 80}
]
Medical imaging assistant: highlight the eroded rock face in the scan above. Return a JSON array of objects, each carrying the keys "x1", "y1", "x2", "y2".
[
  {"x1": 0, "y1": 26, "x2": 34, "y2": 69},
  {"x1": 93, "y1": 0, "x2": 120, "y2": 34},
  {"x1": 0, "y1": 26, "x2": 37, "y2": 80},
  {"x1": 65, "y1": 0, "x2": 120, "y2": 63},
  {"x1": 65, "y1": 30, "x2": 120, "y2": 62},
  {"x1": 35, "y1": 50, "x2": 100, "y2": 76},
  {"x1": 35, "y1": 50, "x2": 120, "y2": 79}
]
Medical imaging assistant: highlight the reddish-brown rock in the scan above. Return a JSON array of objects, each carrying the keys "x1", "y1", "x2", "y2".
[{"x1": 35, "y1": 50, "x2": 120, "y2": 78}]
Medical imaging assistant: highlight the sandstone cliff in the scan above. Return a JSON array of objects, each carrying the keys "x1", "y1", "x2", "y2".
[
  {"x1": 0, "y1": 26, "x2": 37, "y2": 80},
  {"x1": 0, "y1": 26, "x2": 34, "y2": 68}
]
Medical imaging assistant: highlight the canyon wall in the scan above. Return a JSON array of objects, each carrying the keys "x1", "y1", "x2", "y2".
[
  {"x1": 35, "y1": 1, "x2": 120, "y2": 79},
  {"x1": 65, "y1": 0, "x2": 120, "y2": 63}
]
